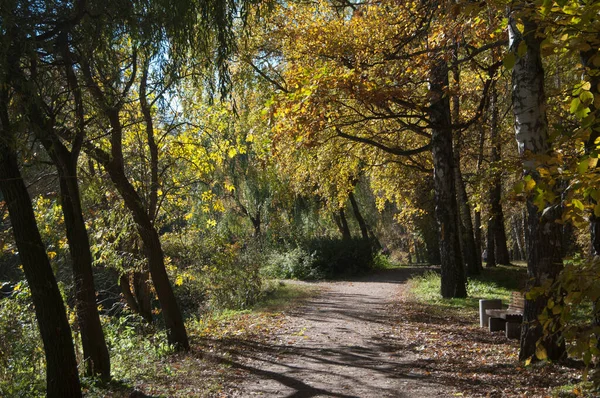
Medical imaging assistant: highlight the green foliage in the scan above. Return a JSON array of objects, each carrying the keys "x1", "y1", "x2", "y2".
[
  {"x1": 372, "y1": 253, "x2": 399, "y2": 270},
  {"x1": 263, "y1": 247, "x2": 321, "y2": 280},
  {"x1": 263, "y1": 238, "x2": 374, "y2": 280},
  {"x1": 161, "y1": 231, "x2": 264, "y2": 312},
  {"x1": 539, "y1": 256, "x2": 600, "y2": 385},
  {"x1": 102, "y1": 313, "x2": 173, "y2": 383},
  {"x1": 0, "y1": 283, "x2": 45, "y2": 398}
]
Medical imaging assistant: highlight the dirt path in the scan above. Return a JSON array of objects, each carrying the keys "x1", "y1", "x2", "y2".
[{"x1": 225, "y1": 267, "x2": 452, "y2": 397}]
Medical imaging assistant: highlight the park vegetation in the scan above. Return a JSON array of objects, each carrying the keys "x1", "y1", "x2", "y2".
[{"x1": 0, "y1": 0, "x2": 599, "y2": 396}]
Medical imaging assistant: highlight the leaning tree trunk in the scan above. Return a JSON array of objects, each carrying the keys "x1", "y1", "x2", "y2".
[
  {"x1": 509, "y1": 12, "x2": 565, "y2": 361},
  {"x1": 36, "y1": 134, "x2": 110, "y2": 380},
  {"x1": 57, "y1": 166, "x2": 111, "y2": 379},
  {"x1": 451, "y1": 56, "x2": 481, "y2": 275},
  {"x1": 102, "y1": 156, "x2": 190, "y2": 350},
  {"x1": 348, "y1": 192, "x2": 369, "y2": 242},
  {"x1": 488, "y1": 89, "x2": 511, "y2": 265},
  {"x1": 81, "y1": 55, "x2": 189, "y2": 350},
  {"x1": 335, "y1": 208, "x2": 352, "y2": 241},
  {"x1": 0, "y1": 128, "x2": 82, "y2": 397},
  {"x1": 429, "y1": 55, "x2": 467, "y2": 298}
]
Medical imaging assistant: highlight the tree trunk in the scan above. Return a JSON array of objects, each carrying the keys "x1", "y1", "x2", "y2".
[
  {"x1": 488, "y1": 88, "x2": 511, "y2": 265},
  {"x1": 486, "y1": 220, "x2": 496, "y2": 267},
  {"x1": 81, "y1": 54, "x2": 190, "y2": 349},
  {"x1": 337, "y1": 208, "x2": 352, "y2": 241},
  {"x1": 36, "y1": 132, "x2": 110, "y2": 380},
  {"x1": 429, "y1": 55, "x2": 467, "y2": 298},
  {"x1": 120, "y1": 271, "x2": 153, "y2": 322},
  {"x1": 16, "y1": 36, "x2": 111, "y2": 380},
  {"x1": 120, "y1": 273, "x2": 140, "y2": 313},
  {"x1": 57, "y1": 167, "x2": 111, "y2": 379},
  {"x1": 0, "y1": 131, "x2": 82, "y2": 397},
  {"x1": 511, "y1": 215, "x2": 526, "y2": 261},
  {"x1": 348, "y1": 192, "x2": 369, "y2": 241},
  {"x1": 451, "y1": 56, "x2": 481, "y2": 275},
  {"x1": 134, "y1": 271, "x2": 154, "y2": 323},
  {"x1": 103, "y1": 159, "x2": 189, "y2": 350},
  {"x1": 474, "y1": 124, "x2": 486, "y2": 270},
  {"x1": 509, "y1": 11, "x2": 565, "y2": 361}
]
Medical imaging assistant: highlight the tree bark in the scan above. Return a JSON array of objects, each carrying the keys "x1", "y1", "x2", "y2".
[
  {"x1": 119, "y1": 271, "x2": 153, "y2": 323},
  {"x1": 451, "y1": 55, "x2": 481, "y2": 275},
  {"x1": 429, "y1": 55, "x2": 467, "y2": 298},
  {"x1": 133, "y1": 271, "x2": 153, "y2": 323},
  {"x1": 348, "y1": 192, "x2": 369, "y2": 241},
  {"x1": 474, "y1": 124, "x2": 486, "y2": 269},
  {"x1": 335, "y1": 208, "x2": 352, "y2": 241},
  {"x1": 511, "y1": 215, "x2": 526, "y2": 261},
  {"x1": 488, "y1": 88, "x2": 511, "y2": 265},
  {"x1": 57, "y1": 166, "x2": 111, "y2": 379},
  {"x1": 486, "y1": 220, "x2": 496, "y2": 267},
  {"x1": 35, "y1": 129, "x2": 110, "y2": 379},
  {"x1": 509, "y1": 11, "x2": 565, "y2": 361},
  {"x1": 0, "y1": 123, "x2": 82, "y2": 397},
  {"x1": 101, "y1": 155, "x2": 189, "y2": 350}
]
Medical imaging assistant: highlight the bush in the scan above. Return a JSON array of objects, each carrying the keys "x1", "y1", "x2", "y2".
[
  {"x1": 263, "y1": 247, "x2": 321, "y2": 280},
  {"x1": 0, "y1": 282, "x2": 45, "y2": 398},
  {"x1": 264, "y1": 238, "x2": 374, "y2": 280},
  {"x1": 161, "y1": 231, "x2": 264, "y2": 312}
]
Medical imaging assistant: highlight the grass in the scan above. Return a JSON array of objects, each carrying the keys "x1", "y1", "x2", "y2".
[
  {"x1": 253, "y1": 281, "x2": 319, "y2": 312},
  {"x1": 408, "y1": 264, "x2": 528, "y2": 311}
]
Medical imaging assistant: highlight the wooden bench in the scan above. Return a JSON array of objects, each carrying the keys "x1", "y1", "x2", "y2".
[{"x1": 485, "y1": 291, "x2": 525, "y2": 339}]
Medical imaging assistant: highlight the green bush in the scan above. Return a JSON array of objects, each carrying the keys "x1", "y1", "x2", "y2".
[
  {"x1": 162, "y1": 231, "x2": 264, "y2": 312},
  {"x1": 264, "y1": 238, "x2": 374, "y2": 280},
  {"x1": 0, "y1": 282, "x2": 45, "y2": 398},
  {"x1": 101, "y1": 312, "x2": 173, "y2": 383},
  {"x1": 264, "y1": 247, "x2": 322, "y2": 280}
]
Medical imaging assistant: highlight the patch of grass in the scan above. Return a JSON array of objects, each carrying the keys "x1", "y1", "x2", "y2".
[
  {"x1": 253, "y1": 281, "x2": 319, "y2": 312},
  {"x1": 372, "y1": 253, "x2": 404, "y2": 270},
  {"x1": 408, "y1": 265, "x2": 528, "y2": 311},
  {"x1": 551, "y1": 382, "x2": 595, "y2": 397}
]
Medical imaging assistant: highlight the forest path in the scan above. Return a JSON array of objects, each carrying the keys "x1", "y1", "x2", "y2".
[{"x1": 225, "y1": 267, "x2": 452, "y2": 397}]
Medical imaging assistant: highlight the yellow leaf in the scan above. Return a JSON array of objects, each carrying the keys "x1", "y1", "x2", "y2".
[
  {"x1": 536, "y1": 345, "x2": 548, "y2": 360},
  {"x1": 578, "y1": 158, "x2": 590, "y2": 174},
  {"x1": 525, "y1": 178, "x2": 536, "y2": 192},
  {"x1": 175, "y1": 275, "x2": 184, "y2": 286}
]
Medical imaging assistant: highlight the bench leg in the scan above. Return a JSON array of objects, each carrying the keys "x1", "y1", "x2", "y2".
[
  {"x1": 479, "y1": 299, "x2": 503, "y2": 328},
  {"x1": 505, "y1": 322, "x2": 521, "y2": 339},
  {"x1": 489, "y1": 317, "x2": 506, "y2": 332}
]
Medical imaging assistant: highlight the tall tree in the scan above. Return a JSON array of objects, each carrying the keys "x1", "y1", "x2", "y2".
[
  {"x1": 509, "y1": 8, "x2": 565, "y2": 361},
  {"x1": 487, "y1": 88, "x2": 511, "y2": 265},
  {"x1": 25, "y1": 33, "x2": 111, "y2": 379},
  {"x1": 451, "y1": 52, "x2": 481, "y2": 275},
  {"x1": 0, "y1": 97, "x2": 82, "y2": 397},
  {"x1": 430, "y1": 55, "x2": 467, "y2": 298}
]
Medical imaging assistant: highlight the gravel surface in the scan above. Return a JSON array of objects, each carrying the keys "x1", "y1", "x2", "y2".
[{"x1": 228, "y1": 267, "x2": 453, "y2": 397}]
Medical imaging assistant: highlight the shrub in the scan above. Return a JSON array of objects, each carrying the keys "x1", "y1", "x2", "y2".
[
  {"x1": 263, "y1": 238, "x2": 374, "y2": 280},
  {"x1": 263, "y1": 247, "x2": 321, "y2": 280},
  {"x1": 162, "y1": 231, "x2": 264, "y2": 312},
  {"x1": 0, "y1": 282, "x2": 45, "y2": 398}
]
